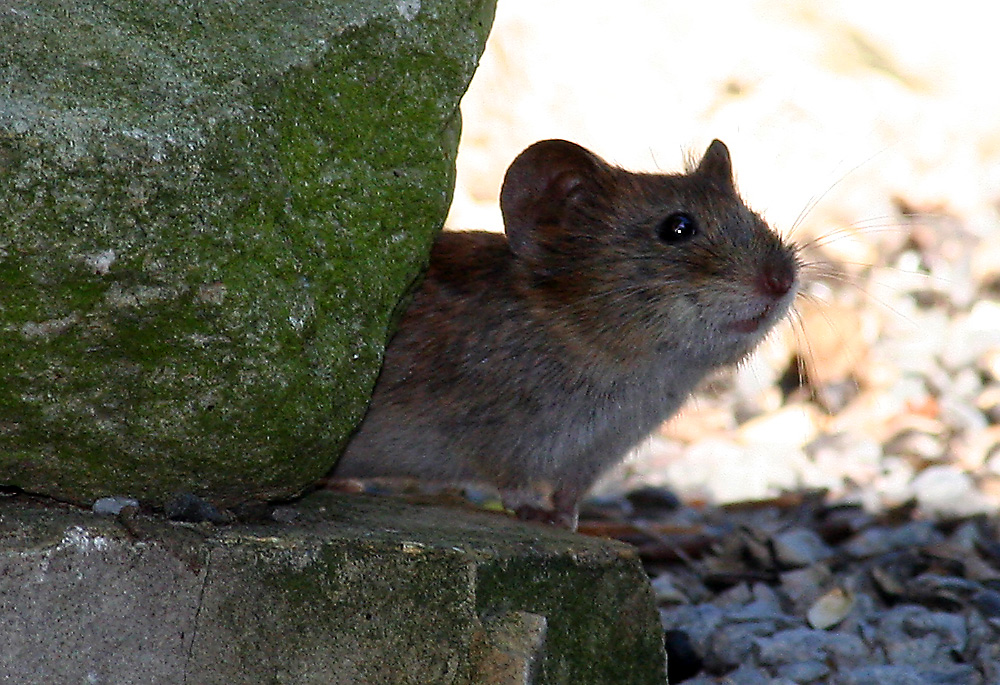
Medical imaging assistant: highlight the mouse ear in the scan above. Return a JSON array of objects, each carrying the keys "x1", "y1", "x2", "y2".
[
  {"x1": 500, "y1": 139, "x2": 607, "y2": 259},
  {"x1": 696, "y1": 139, "x2": 735, "y2": 190}
]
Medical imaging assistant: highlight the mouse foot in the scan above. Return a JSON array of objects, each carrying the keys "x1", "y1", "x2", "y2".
[
  {"x1": 513, "y1": 505, "x2": 578, "y2": 530},
  {"x1": 502, "y1": 486, "x2": 580, "y2": 530}
]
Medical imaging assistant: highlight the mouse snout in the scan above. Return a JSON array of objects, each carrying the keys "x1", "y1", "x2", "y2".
[{"x1": 756, "y1": 253, "x2": 797, "y2": 299}]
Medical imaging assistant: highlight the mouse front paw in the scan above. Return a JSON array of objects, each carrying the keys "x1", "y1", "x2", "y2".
[{"x1": 502, "y1": 486, "x2": 580, "y2": 530}]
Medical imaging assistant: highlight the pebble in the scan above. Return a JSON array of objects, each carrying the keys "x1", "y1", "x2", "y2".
[
  {"x1": 837, "y1": 664, "x2": 982, "y2": 685},
  {"x1": 643, "y1": 495, "x2": 1000, "y2": 683},
  {"x1": 753, "y1": 627, "x2": 869, "y2": 668},
  {"x1": 772, "y1": 528, "x2": 834, "y2": 568},
  {"x1": 941, "y1": 300, "x2": 1000, "y2": 371},
  {"x1": 910, "y1": 465, "x2": 995, "y2": 517},
  {"x1": 780, "y1": 566, "x2": 830, "y2": 612},
  {"x1": 92, "y1": 496, "x2": 139, "y2": 516},
  {"x1": 806, "y1": 587, "x2": 855, "y2": 630},
  {"x1": 775, "y1": 659, "x2": 829, "y2": 682},
  {"x1": 737, "y1": 404, "x2": 821, "y2": 448},
  {"x1": 164, "y1": 492, "x2": 229, "y2": 524},
  {"x1": 650, "y1": 573, "x2": 688, "y2": 605},
  {"x1": 842, "y1": 520, "x2": 944, "y2": 558}
]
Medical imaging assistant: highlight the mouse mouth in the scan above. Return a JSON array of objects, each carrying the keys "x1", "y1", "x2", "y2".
[{"x1": 729, "y1": 304, "x2": 775, "y2": 334}]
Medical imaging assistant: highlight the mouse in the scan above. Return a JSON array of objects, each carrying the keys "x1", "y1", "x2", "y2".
[{"x1": 332, "y1": 138, "x2": 800, "y2": 529}]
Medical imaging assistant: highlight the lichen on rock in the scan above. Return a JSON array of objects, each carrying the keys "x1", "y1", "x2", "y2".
[{"x1": 0, "y1": 0, "x2": 496, "y2": 507}]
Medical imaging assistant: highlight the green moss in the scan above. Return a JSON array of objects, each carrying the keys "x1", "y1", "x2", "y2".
[
  {"x1": 476, "y1": 555, "x2": 667, "y2": 685},
  {"x1": 209, "y1": 540, "x2": 480, "y2": 684},
  {"x1": 0, "y1": 0, "x2": 496, "y2": 506}
]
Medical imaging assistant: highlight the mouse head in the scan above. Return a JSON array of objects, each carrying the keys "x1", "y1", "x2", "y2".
[
  {"x1": 499, "y1": 139, "x2": 798, "y2": 363},
  {"x1": 500, "y1": 139, "x2": 737, "y2": 257}
]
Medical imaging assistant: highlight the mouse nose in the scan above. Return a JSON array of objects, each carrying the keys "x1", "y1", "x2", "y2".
[{"x1": 757, "y1": 254, "x2": 797, "y2": 298}]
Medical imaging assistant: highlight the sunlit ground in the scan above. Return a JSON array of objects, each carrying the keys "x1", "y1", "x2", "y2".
[{"x1": 445, "y1": 0, "x2": 1000, "y2": 510}]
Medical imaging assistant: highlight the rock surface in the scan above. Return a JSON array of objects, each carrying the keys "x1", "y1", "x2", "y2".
[
  {"x1": 0, "y1": 491, "x2": 666, "y2": 684},
  {"x1": 0, "y1": 0, "x2": 495, "y2": 507}
]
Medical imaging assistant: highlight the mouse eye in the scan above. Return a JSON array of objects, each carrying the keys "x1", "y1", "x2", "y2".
[{"x1": 656, "y1": 212, "x2": 699, "y2": 244}]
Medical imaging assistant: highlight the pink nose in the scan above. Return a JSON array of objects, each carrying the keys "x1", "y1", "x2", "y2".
[{"x1": 757, "y1": 257, "x2": 796, "y2": 298}]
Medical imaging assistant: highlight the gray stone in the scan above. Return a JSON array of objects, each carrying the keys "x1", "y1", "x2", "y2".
[
  {"x1": 92, "y1": 495, "x2": 139, "y2": 516},
  {"x1": 942, "y1": 300, "x2": 1000, "y2": 371},
  {"x1": 0, "y1": 0, "x2": 495, "y2": 508},
  {"x1": 702, "y1": 621, "x2": 779, "y2": 672},
  {"x1": 0, "y1": 492, "x2": 666, "y2": 684},
  {"x1": 836, "y1": 664, "x2": 982, "y2": 685},
  {"x1": 717, "y1": 663, "x2": 783, "y2": 685},
  {"x1": 659, "y1": 603, "x2": 726, "y2": 657},
  {"x1": 843, "y1": 520, "x2": 944, "y2": 558},
  {"x1": 650, "y1": 571, "x2": 689, "y2": 604},
  {"x1": 753, "y1": 628, "x2": 869, "y2": 669},
  {"x1": 884, "y1": 634, "x2": 945, "y2": 665},
  {"x1": 775, "y1": 659, "x2": 830, "y2": 682},
  {"x1": 911, "y1": 465, "x2": 994, "y2": 517},
  {"x1": 773, "y1": 528, "x2": 834, "y2": 568},
  {"x1": 874, "y1": 606, "x2": 968, "y2": 668},
  {"x1": 780, "y1": 565, "x2": 833, "y2": 613},
  {"x1": 899, "y1": 608, "x2": 968, "y2": 652}
]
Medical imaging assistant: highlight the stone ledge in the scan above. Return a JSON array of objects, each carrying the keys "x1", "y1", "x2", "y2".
[{"x1": 0, "y1": 492, "x2": 667, "y2": 684}]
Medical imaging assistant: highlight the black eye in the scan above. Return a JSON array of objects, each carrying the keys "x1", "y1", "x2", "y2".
[{"x1": 656, "y1": 212, "x2": 698, "y2": 244}]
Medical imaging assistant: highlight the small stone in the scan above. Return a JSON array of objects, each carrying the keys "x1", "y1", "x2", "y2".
[
  {"x1": 807, "y1": 587, "x2": 856, "y2": 629},
  {"x1": 883, "y1": 429, "x2": 946, "y2": 461},
  {"x1": 754, "y1": 627, "x2": 869, "y2": 668},
  {"x1": 972, "y1": 589, "x2": 1000, "y2": 619},
  {"x1": 911, "y1": 465, "x2": 995, "y2": 517},
  {"x1": 669, "y1": 440, "x2": 805, "y2": 504},
  {"x1": 780, "y1": 565, "x2": 832, "y2": 613},
  {"x1": 650, "y1": 573, "x2": 688, "y2": 605},
  {"x1": 939, "y1": 394, "x2": 989, "y2": 434},
  {"x1": 737, "y1": 404, "x2": 821, "y2": 448},
  {"x1": 843, "y1": 521, "x2": 944, "y2": 558},
  {"x1": 703, "y1": 622, "x2": 777, "y2": 672},
  {"x1": 956, "y1": 425, "x2": 1000, "y2": 470},
  {"x1": 977, "y1": 385, "x2": 1000, "y2": 423},
  {"x1": 884, "y1": 634, "x2": 944, "y2": 665},
  {"x1": 270, "y1": 506, "x2": 299, "y2": 523},
  {"x1": 92, "y1": 496, "x2": 139, "y2": 516},
  {"x1": 871, "y1": 456, "x2": 917, "y2": 508},
  {"x1": 659, "y1": 604, "x2": 725, "y2": 656},
  {"x1": 712, "y1": 582, "x2": 754, "y2": 608},
  {"x1": 624, "y1": 485, "x2": 681, "y2": 514},
  {"x1": 980, "y1": 350, "x2": 1000, "y2": 383},
  {"x1": 715, "y1": 663, "x2": 780, "y2": 685},
  {"x1": 907, "y1": 573, "x2": 979, "y2": 610},
  {"x1": 974, "y1": 642, "x2": 1000, "y2": 683},
  {"x1": 875, "y1": 606, "x2": 969, "y2": 667},
  {"x1": 164, "y1": 492, "x2": 229, "y2": 524},
  {"x1": 942, "y1": 300, "x2": 1000, "y2": 371},
  {"x1": 838, "y1": 664, "x2": 981, "y2": 685},
  {"x1": 901, "y1": 608, "x2": 968, "y2": 652},
  {"x1": 773, "y1": 528, "x2": 834, "y2": 568},
  {"x1": 775, "y1": 659, "x2": 830, "y2": 682},
  {"x1": 577, "y1": 493, "x2": 634, "y2": 521}
]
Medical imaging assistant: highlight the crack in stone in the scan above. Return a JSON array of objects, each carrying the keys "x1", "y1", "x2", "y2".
[{"x1": 183, "y1": 546, "x2": 213, "y2": 683}]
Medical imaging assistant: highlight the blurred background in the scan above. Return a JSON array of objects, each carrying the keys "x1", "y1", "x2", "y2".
[{"x1": 445, "y1": 0, "x2": 1000, "y2": 515}]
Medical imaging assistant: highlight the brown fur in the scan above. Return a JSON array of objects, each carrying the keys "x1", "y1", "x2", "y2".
[{"x1": 334, "y1": 139, "x2": 800, "y2": 529}]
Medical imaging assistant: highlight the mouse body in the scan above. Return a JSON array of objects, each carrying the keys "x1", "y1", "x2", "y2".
[{"x1": 333, "y1": 139, "x2": 799, "y2": 528}]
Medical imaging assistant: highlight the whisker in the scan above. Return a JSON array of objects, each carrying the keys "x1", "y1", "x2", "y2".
[{"x1": 787, "y1": 147, "x2": 891, "y2": 238}]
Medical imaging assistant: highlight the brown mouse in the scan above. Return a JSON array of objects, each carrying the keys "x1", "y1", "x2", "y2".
[{"x1": 333, "y1": 138, "x2": 799, "y2": 529}]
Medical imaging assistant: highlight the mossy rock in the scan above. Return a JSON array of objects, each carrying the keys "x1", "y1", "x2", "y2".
[{"x1": 0, "y1": 0, "x2": 496, "y2": 507}]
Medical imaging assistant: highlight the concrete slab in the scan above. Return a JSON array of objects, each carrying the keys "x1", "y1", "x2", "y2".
[{"x1": 0, "y1": 492, "x2": 666, "y2": 684}]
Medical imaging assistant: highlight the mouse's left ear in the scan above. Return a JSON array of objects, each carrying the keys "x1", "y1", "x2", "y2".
[
  {"x1": 500, "y1": 139, "x2": 609, "y2": 260},
  {"x1": 696, "y1": 139, "x2": 735, "y2": 190}
]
